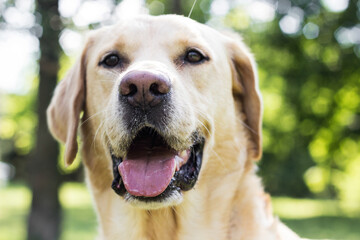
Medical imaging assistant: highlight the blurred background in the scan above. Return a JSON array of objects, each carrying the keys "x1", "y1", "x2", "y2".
[{"x1": 0, "y1": 0, "x2": 359, "y2": 239}]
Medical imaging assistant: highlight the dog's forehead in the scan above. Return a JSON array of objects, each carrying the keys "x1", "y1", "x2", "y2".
[
  {"x1": 116, "y1": 15, "x2": 213, "y2": 39},
  {"x1": 89, "y1": 15, "x2": 222, "y2": 54}
]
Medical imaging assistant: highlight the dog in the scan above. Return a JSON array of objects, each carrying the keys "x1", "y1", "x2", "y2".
[{"x1": 47, "y1": 14, "x2": 302, "y2": 240}]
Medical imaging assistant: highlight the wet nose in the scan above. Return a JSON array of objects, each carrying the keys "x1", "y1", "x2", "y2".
[{"x1": 119, "y1": 70, "x2": 171, "y2": 107}]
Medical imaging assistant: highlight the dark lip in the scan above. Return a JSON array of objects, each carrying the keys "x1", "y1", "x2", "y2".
[{"x1": 110, "y1": 130, "x2": 205, "y2": 202}]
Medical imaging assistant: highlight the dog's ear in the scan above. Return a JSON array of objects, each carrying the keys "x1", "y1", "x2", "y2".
[
  {"x1": 47, "y1": 43, "x2": 89, "y2": 167},
  {"x1": 226, "y1": 34, "x2": 262, "y2": 161}
]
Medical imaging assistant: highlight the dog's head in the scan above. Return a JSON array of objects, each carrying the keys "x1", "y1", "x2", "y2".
[{"x1": 47, "y1": 15, "x2": 262, "y2": 209}]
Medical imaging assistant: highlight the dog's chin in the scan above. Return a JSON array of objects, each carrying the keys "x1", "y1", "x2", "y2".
[
  {"x1": 123, "y1": 190, "x2": 183, "y2": 210},
  {"x1": 110, "y1": 127, "x2": 205, "y2": 209}
]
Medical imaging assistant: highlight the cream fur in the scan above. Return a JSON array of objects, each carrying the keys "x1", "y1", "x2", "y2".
[{"x1": 47, "y1": 15, "x2": 303, "y2": 240}]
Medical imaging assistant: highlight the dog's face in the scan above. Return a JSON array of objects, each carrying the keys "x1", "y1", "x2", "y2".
[{"x1": 47, "y1": 15, "x2": 262, "y2": 209}]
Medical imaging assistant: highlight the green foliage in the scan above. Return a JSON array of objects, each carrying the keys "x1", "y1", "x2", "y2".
[
  {"x1": 146, "y1": 0, "x2": 212, "y2": 23},
  {"x1": 224, "y1": 0, "x2": 360, "y2": 204},
  {"x1": 1, "y1": 0, "x2": 359, "y2": 206},
  {"x1": 1, "y1": 183, "x2": 360, "y2": 240},
  {"x1": 0, "y1": 76, "x2": 38, "y2": 179},
  {"x1": 0, "y1": 93, "x2": 37, "y2": 155}
]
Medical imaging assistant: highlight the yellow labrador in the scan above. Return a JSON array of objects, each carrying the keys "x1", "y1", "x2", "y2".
[{"x1": 47, "y1": 15, "x2": 302, "y2": 240}]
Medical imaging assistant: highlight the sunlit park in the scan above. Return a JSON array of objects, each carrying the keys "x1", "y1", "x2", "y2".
[{"x1": 0, "y1": 0, "x2": 360, "y2": 239}]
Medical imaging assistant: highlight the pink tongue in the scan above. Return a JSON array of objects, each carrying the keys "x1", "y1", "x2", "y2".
[{"x1": 119, "y1": 149, "x2": 176, "y2": 197}]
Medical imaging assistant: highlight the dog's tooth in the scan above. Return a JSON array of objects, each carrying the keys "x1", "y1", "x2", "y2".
[
  {"x1": 179, "y1": 150, "x2": 189, "y2": 159},
  {"x1": 175, "y1": 156, "x2": 182, "y2": 171}
]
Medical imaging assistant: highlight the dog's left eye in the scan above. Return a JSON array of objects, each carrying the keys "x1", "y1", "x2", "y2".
[
  {"x1": 185, "y1": 49, "x2": 206, "y2": 64},
  {"x1": 101, "y1": 54, "x2": 121, "y2": 68}
]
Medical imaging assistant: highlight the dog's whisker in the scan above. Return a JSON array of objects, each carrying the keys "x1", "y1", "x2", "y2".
[
  {"x1": 80, "y1": 109, "x2": 107, "y2": 127},
  {"x1": 91, "y1": 118, "x2": 106, "y2": 153},
  {"x1": 191, "y1": 106, "x2": 211, "y2": 120},
  {"x1": 191, "y1": 107, "x2": 213, "y2": 136},
  {"x1": 236, "y1": 118, "x2": 258, "y2": 136},
  {"x1": 188, "y1": 0, "x2": 198, "y2": 18},
  {"x1": 195, "y1": 118, "x2": 212, "y2": 137}
]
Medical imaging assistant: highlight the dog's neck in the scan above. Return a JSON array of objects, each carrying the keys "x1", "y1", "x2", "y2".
[
  {"x1": 82, "y1": 146, "x2": 277, "y2": 240},
  {"x1": 87, "y1": 175, "x2": 243, "y2": 240},
  {"x1": 80, "y1": 122, "x2": 279, "y2": 240}
]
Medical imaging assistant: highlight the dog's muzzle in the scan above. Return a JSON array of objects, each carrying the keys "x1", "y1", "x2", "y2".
[
  {"x1": 109, "y1": 70, "x2": 205, "y2": 204},
  {"x1": 111, "y1": 127, "x2": 205, "y2": 202}
]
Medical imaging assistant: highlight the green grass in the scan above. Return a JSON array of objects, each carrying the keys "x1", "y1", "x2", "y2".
[
  {"x1": 0, "y1": 183, "x2": 97, "y2": 240},
  {"x1": 1, "y1": 183, "x2": 359, "y2": 240},
  {"x1": 272, "y1": 197, "x2": 360, "y2": 240},
  {"x1": 59, "y1": 184, "x2": 97, "y2": 239},
  {"x1": 0, "y1": 184, "x2": 31, "y2": 240},
  {"x1": 284, "y1": 217, "x2": 360, "y2": 240}
]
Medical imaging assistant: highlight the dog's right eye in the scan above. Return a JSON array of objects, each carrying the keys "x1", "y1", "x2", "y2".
[
  {"x1": 183, "y1": 48, "x2": 209, "y2": 65},
  {"x1": 101, "y1": 54, "x2": 121, "y2": 68}
]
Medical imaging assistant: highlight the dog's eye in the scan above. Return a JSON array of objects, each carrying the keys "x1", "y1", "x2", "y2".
[
  {"x1": 185, "y1": 50, "x2": 205, "y2": 63},
  {"x1": 102, "y1": 54, "x2": 120, "y2": 67}
]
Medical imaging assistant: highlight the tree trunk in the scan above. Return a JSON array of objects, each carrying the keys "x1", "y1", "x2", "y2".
[
  {"x1": 172, "y1": 0, "x2": 182, "y2": 14},
  {"x1": 27, "y1": 0, "x2": 63, "y2": 239}
]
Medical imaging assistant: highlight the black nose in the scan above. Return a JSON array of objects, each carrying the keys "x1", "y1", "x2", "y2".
[{"x1": 119, "y1": 70, "x2": 171, "y2": 107}]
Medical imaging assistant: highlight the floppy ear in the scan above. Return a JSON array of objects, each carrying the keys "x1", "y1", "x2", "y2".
[
  {"x1": 226, "y1": 35, "x2": 263, "y2": 161},
  {"x1": 47, "y1": 46, "x2": 88, "y2": 167}
]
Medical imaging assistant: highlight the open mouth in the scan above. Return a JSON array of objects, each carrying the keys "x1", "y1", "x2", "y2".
[{"x1": 111, "y1": 127, "x2": 204, "y2": 202}]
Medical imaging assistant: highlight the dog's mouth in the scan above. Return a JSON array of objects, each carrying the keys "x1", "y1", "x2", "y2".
[{"x1": 111, "y1": 127, "x2": 204, "y2": 203}]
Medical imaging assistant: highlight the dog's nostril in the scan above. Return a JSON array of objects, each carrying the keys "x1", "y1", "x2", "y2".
[
  {"x1": 151, "y1": 80, "x2": 171, "y2": 96},
  {"x1": 128, "y1": 84, "x2": 137, "y2": 96},
  {"x1": 150, "y1": 83, "x2": 161, "y2": 95},
  {"x1": 119, "y1": 70, "x2": 171, "y2": 106}
]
